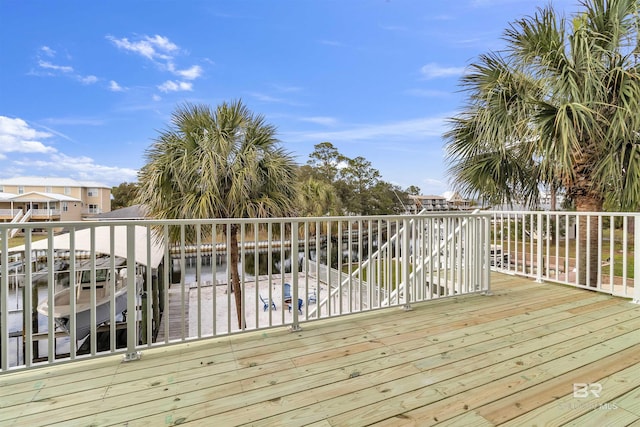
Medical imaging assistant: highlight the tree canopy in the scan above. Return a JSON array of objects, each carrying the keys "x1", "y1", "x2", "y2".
[
  {"x1": 136, "y1": 100, "x2": 298, "y2": 327},
  {"x1": 137, "y1": 100, "x2": 298, "y2": 235},
  {"x1": 305, "y1": 142, "x2": 410, "y2": 215},
  {"x1": 445, "y1": 0, "x2": 640, "y2": 212},
  {"x1": 111, "y1": 182, "x2": 139, "y2": 210}
]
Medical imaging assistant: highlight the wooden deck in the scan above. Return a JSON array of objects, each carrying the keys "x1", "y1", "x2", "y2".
[{"x1": 2, "y1": 273, "x2": 640, "y2": 426}]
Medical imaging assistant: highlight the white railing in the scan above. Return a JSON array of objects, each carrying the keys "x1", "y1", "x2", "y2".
[
  {"x1": 7, "y1": 210, "x2": 31, "y2": 238},
  {"x1": 489, "y1": 211, "x2": 639, "y2": 302},
  {"x1": 10, "y1": 211, "x2": 23, "y2": 224},
  {"x1": 31, "y1": 209, "x2": 61, "y2": 218},
  {"x1": 0, "y1": 212, "x2": 491, "y2": 372},
  {"x1": 82, "y1": 208, "x2": 104, "y2": 215},
  {"x1": 0, "y1": 209, "x2": 21, "y2": 218}
]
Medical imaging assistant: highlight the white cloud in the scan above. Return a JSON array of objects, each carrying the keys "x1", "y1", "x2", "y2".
[
  {"x1": 169, "y1": 64, "x2": 203, "y2": 80},
  {"x1": 157, "y1": 80, "x2": 193, "y2": 92},
  {"x1": 36, "y1": 51, "x2": 102, "y2": 87},
  {"x1": 285, "y1": 116, "x2": 448, "y2": 143},
  {"x1": 146, "y1": 35, "x2": 178, "y2": 55},
  {"x1": 300, "y1": 116, "x2": 338, "y2": 126},
  {"x1": 0, "y1": 116, "x2": 57, "y2": 158},
  {"x1": 246, "y1": 91, "x2": 303, "y2": 106},
  {"x1": 40, "y1": 46, "x2": 56, "y2": 57},
  {"x1": 247, "y1": 92, "x2": 286, "y2": 103},
  {"x1": 80, "y1": 75, "x2": 98, "y2": 85},
  {"x1": 14, "y1": 153, "x2": 139, "y2": 185},
  {"x1": 271, "y1": 84, "x2": 302, "y2": 93},
  {"x1": 152, "y1": 94, "x2": 162, "y2": 101},
  {"x1": 106, "y1": 34, "x2": 179, "y2": 61},
  {"x1": 108, "y1": 34, "x2": 205, "y2": 85},
  {"x1": 109, "y1": 80, "x2": 124, "y2": 92},
  {"x1": 420, "y1": 63, "x2": 466, "y2": 79},
  {"x1": 38, "y1": 60, "x2": 73, "y2": 73},
  {"x1": 42, "y1": 117, "x2": 104, "y2": 126},
  {"x1": 0, "y1": 117, "x2": 136, "y2": 186}
]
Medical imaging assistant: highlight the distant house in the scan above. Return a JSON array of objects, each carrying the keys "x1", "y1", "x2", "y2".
[
  {"x1": 0, "y1": 177, "x2": 112, "y2": 225},
  {"x1": 406, "y1": 192, "x2": 474, "y2": 214}
]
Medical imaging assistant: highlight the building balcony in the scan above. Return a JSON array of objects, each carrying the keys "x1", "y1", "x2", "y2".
[{"x1": 30, "y1": 209, "x2": 61, "y2": 220}]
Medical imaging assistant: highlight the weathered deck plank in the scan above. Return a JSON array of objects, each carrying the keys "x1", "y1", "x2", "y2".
[{"x1": 1, "y1": 272, "x2": 639, "y2": 426}]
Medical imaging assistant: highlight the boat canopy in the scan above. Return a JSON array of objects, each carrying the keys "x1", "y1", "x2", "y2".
[{"x1": 9, "y1": 225, "x2": 165, "y2": 269}]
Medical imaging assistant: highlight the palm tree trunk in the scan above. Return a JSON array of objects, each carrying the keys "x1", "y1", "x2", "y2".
[
  {"x1": 575, "y1": 195, "x2": 603, "y2": 287},
  {"x1": 229, "y1": 225, "x2": 244, "y2": 329}
]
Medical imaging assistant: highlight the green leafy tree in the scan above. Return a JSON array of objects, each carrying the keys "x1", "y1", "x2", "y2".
[
  {"x1": 307, "y1": 142, "x2": 347, "y2": 183},
  {"x1": 338, "y1": 156, "x2": 382, "y2": 215},
  {"x1": 137, "y1": 100, "x2": 298, "y2": 327},
  {"x1": 111, "y1": 182, "x2": 139, "y2": 210},
  {"x1": 370, "y1": 181, "x2": 407, "y2": 215},
  {"x1": 405, "y1": 185, "x2": 421, "y2": 196},
  {"x1": 445, "y1": 0, "x2": 640, "y2": 285}
]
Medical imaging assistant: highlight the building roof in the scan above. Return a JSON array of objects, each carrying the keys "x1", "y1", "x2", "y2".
[
  {"x1": 4, "y1": 191, "x2": 82, "y2": 203},
  {"x1": 93, "y1": 204, "x2": 148, "y2": 220},
  {"x1": 0, "y1": 192, "x2": 18, "y2": 201},
  {"x1": 0, "y1": 176, "x2": 110, "y2": 189},
  {"x1": 9, "y1": 225, "x2": 165, "y2": 269},
  {"x1": 409, "y1": 195, "x2": 447, "y2": 201}
]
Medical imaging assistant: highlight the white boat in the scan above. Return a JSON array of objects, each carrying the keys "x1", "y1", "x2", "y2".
[
  {"x1": 490, "y1": 244, "x2": 509, "y2": 267},
  {"x1": 37, "y1": 261, "x2": 141, "y2": 340}
]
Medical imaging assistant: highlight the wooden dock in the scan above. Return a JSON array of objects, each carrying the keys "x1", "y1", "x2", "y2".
[
  {"x1": 154, "y1": 282, "x2": 189, "y2": 342},
  {"x1": 2, "y1": 272, "x2": 640, "y2": 426}
]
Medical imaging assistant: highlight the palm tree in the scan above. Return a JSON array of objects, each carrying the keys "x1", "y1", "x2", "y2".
[
  {"x1": 297, "y1": 176, "x2": 339, "y2": 217},
  {"x1": 137, "y1": 100, "x2": 298, "y2": 327},
  {"x1": 445, "y1": 0, "x2": 640, "y2": 285}
]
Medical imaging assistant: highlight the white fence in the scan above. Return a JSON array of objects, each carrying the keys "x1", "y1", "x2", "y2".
[
  {"x1": 2, "y1": 210, "x2": 638, "y2": 374},
  {"x1": 0, "y1": 212, "x2": 491, "y2": 372},
  {"x1": 490, "y1": 211, "x2": 639, "y2": 301}
]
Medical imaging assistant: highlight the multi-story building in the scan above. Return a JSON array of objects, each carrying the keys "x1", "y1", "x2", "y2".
[
  {"x1": 405, "y1": 192, "x2": 474, "y2": 214},
  {"x1": 0, "y1": 177, "x2": 112, "y2": 224}
]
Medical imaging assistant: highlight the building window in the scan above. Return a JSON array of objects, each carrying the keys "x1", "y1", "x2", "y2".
[
  {"x1": 18, "y1": 186, "x2": 24, "y2": 194},
  {"x1": 62, "y1": 202, "x2": 68, "y2": 212},
  {"x1": 45, "y1": 186, "x2": 52, "y2": 193},
  {"x1": 88, "y1": 188, "x2": 98, "y2": 197},
  {"x1": 0, "y1": 186, "x2": 3, "y2": 192},
  {"x1": 64, "y1": 187, "x2": 71, "y2": 195},
  {"x1": 88, "y1": 204, "x2": 99, "y2": 214}
]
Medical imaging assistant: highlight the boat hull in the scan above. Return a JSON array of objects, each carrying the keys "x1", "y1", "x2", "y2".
[
  {"x1": 37, "y1": 268, "x2": 138, "y2": 340},
  {"x1": 49, "y1": 289, "x2": 128, "y2": 340}
]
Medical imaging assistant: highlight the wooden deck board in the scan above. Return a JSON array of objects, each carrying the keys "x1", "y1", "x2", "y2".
[{"x1": 1, "y1": 272, "x2": 640, "y2": 426}]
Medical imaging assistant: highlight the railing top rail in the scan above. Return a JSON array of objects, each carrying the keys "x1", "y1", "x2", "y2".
[
  {"x1": 0, "y1": 212, "x2": 492, "y2": 231},
  {"x1": 488, "y1": 210, "x2": 639, "y2": 217}
]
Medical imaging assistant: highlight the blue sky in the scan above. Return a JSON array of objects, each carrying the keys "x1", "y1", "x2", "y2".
[{"x1": 0, "y1": 0, "x2": 578, "y2": 195}]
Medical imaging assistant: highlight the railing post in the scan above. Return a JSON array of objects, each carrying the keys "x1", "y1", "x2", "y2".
[
  {"x1": 1, "y1": 229, "x2": 8, "y2": 372},
  {"x1": 483, "y1": 213, "x2": 492, "y2": 295},
  {"x1": 290, "y1": 220, "x2": 302, "y2": 331},
  {"x1": 634, "y1": 215, "x2": 640, "y2": 304},
  {"x1": 536, "y1": 212, "x2": 543, "y2": 283},
  {"x1": 123, "y1": 224, "x2": 141, "y2": 361},
  {"x1": 402, "y1": 218, "x2": 412, "y2": 311}
]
